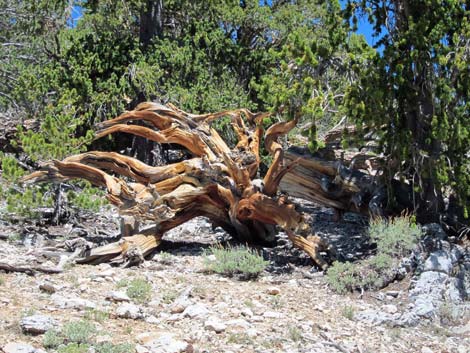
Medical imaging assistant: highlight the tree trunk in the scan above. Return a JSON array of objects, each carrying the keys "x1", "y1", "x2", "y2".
[{"x1": 139, "y1": 0, "x2": 163, "y2": 48}]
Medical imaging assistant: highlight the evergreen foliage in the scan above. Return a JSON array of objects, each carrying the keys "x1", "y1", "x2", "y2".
[
  {"x1": 343, "y1": 0, "x2": 470, "y2": 220},
  {"x1": 254, "y1": 1, "x2": 374, "y2": 151},
  {"x1": 1, "y1": 0, "x2": 352, "y2": 215},
  {"x1": 1, "y1": 0, "x2": 468, "y2": 227}
]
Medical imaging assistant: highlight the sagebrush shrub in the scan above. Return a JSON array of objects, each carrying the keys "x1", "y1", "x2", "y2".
[
  {"x1": 327, "y1": 215, "x2": 422, "y2": 293},
  {"x1": 369, "y1": 215, "x2": 421, "y2": 257},
  {"x1": 204, "y1": 244, "x2": 269, "y2": 280},
  {"x1": 43, "y1": 329, "x2": 64, "y2": 348},
  {"x1": 57, "y1": 343, "x2": 90, "y2": 353},
  {"x1": 62, "y1": 320, "x2": 96, "y2": 344},
  {"x1": 325, "y1": 261, "x2": 362, "y2": 294},
  {"x1": 125, "y1": 278, "x2": 152, "y2": 303}
]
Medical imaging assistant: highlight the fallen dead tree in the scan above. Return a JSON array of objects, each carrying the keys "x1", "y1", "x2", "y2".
[
  {"x1": 21, "y1": 103, "x2": 338, "y2": 269},
  {"x1": 20, "y1": 103, "x2": 413, "y2": 269}
]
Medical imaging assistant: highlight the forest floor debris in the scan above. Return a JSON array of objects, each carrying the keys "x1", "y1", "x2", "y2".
[{"x1": 0, "y1": 200, "x2": 468, "y2": 353}]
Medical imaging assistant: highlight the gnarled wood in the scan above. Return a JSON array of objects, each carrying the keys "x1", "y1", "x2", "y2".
[{"x1": 22, "y1": 103, "x2": 341, "y2": 269}]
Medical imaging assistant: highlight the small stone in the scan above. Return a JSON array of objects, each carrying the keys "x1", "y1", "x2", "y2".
[
  {"x1": 413, "y1": 298, "x2": 435, "y2": 318},
  {"x1": 423, "y1": 250, "x2": 453, "y2": 274},
  {"x1": 51, "y1": 294, "x2": 96, "y2": 310},
  {"x1": 137, "y1": 332, "x2": 158, "y2": 344},
  {"x1": 206, "y1": 254, "x2": 216, "y2": 262},
  {"x1": 266, "y1": 287, "x2": 280, "y2": 295},
  {"x1": 20, "y1": 314, "x2": 58, "y2": 335},
  {"x1": 451, "y1": 321, "x2": 470, "y2": 335},
  {"x1": 148, "y1": 299, "x2": 162, "y2": 308},
  {"x1": 96, "y1": 269, "x2": 115, "y2": 278},
  {"x1": 97, "y1": 263, "x2": 112, "y2": 270},
  {"x1": 39, "y1": 283, "x2": 56, "y2": 294},
  {"x1": 246, "y1": 328, "x2": 259, "y2": 337},
  {"x1": 3, "y1": 343, "x2": 37, "y2": 353},
  {"x1": 382, "y1": 304, "x2": 398, "y2": 314},
  {"x1": 182, "y1": 303, "x2": 209, "y2": 319},
  {"x1": 166, "y1": 314, "x2": 182, "y2": 322},
  {"x1": 135, "y1": 344, "x2": 149, "y2": 353},
  {"x1": 355, "y1": 309, "x2": 393, "y2": 325},
  {"x1": 263, "y1": 311, "x2": 284, "y2": 319},
  {"x1": 386, "y1": 291, "x2": 400, "y2": 298},
  {"x1": 145, "y1": 315, "x2": 160, "y2": 324},
  {"x1": 241, "y1": 308, "x2": 253, "y2": 317},
  {"x1": 226, "y1": 319, "x2": 251, "y2": 330},
  {"x1": 106, "y1": 291, "x2": 130, "y2": 302},
  {"x1": 214, "y1": 302, "x2": 229, "y2": 311},
  {"x1": 170, "y1": 304, "x2": 186, "y2": 314},
  {"x1": 204, "y1": 317, "x2": 226, "y2": 333},
  {"x1": 421, "y1": 347, "x2": 433, "y2": 353},
  {"x1": 396, "y1": 312, "x2": 419, "y2": 327},
  {"x1": 116, "y1": 303, "x2": 144, "y2": 320},
  {"x1": 141, "y1": 332, "x2": 190, "y2": 353},
  {"x1": 168, "y1": 287, "x2": 192, "y2": 314}
]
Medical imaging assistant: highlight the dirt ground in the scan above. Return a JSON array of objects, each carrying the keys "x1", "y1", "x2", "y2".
[{"x1": 0, "y1": 203, "x2": 468, "y2": 353}]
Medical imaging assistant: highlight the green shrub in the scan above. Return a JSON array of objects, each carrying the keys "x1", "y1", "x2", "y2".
[
  {"x1": 94, "y1": 342, "x2": 135, "y2": 353},
  {"x1": 158, "y1": 252, "x2": 173, "y2": 265},
  {"x1": 325, "y1": 261, "x2": 362, "y2": 294},
  {"x1": 287, "y1": 325, "x2": 303, "y2": 342},
  {"x1": 57, "y1": 343, "x2": 90, "y2": 353},
  {"x1": 0, "y1": 154, "x2": 25, "y2": 182},
  {"x1": 84, "y1": 308, "x2": 109, "y2": 323},
  {"x1": 0, "y1": 153, "x2": 105, "y2": 220},
  {"x1": 369, "y1": 215, "x2": 421, "y2": 257},
  {"x1": 203, "y1": 244, "x2": 269, "y2": 280},
  {"x1": 0, "y1": 153, "x2": 52, "y2": 219},
  {"x1": 66, "y1": 181, "x2": 108, "y2": 212},
  {"x1": 43, "y1": 329, "x2": 64, "y2": 348},
  {"x1": 161, "y1": 288, "x2": 178, "y2": 304},
  {"x1": 368, "y1": 253, "x2": 393, "y2": 271},
  {"x1": 116, "y1": 279, "x2": 128, "y2": 288},
  {"x1": 7, "y1": 233, "x2": 21, "y2": 243},
  {"x1": 62, "y1": 320, "x2": 96, "y2": 344},
  {"x1": 327, "y1": 215, "x2": 422, "y2": 294},
  {"x1": 126, "y1": 278, "x2": 152, "y2": 304},
  {"x1": 341, "y1": 306, "x2": 355, "y2": 320},
  {"x1": 5, "y1": 186, "x2": 54, "y2": 219}
]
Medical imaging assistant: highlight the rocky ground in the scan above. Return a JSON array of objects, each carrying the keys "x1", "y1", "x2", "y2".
[{"x1": 0, "y1": 200, "x2": 469, "y2": 353}]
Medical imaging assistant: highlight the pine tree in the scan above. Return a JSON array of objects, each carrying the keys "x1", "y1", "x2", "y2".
[{"x1": 343, "y1": 0, "x2": 470, "y2": 222}]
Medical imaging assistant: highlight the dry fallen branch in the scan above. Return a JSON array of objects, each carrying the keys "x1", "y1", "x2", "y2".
[{"x1": 0, "y1": 262, "x2": 62, "y2": 275}]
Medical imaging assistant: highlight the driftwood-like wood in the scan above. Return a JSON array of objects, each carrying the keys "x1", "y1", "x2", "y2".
[
  {"x1": 0, "y1": 262, "x2": 63, "y2": 275},
  {"x1": 22, "y1": 103, "x2": 336, "y2": 269},
  {"x1": 280, "y1": 147, "x2": 387, "y2": 219}
]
